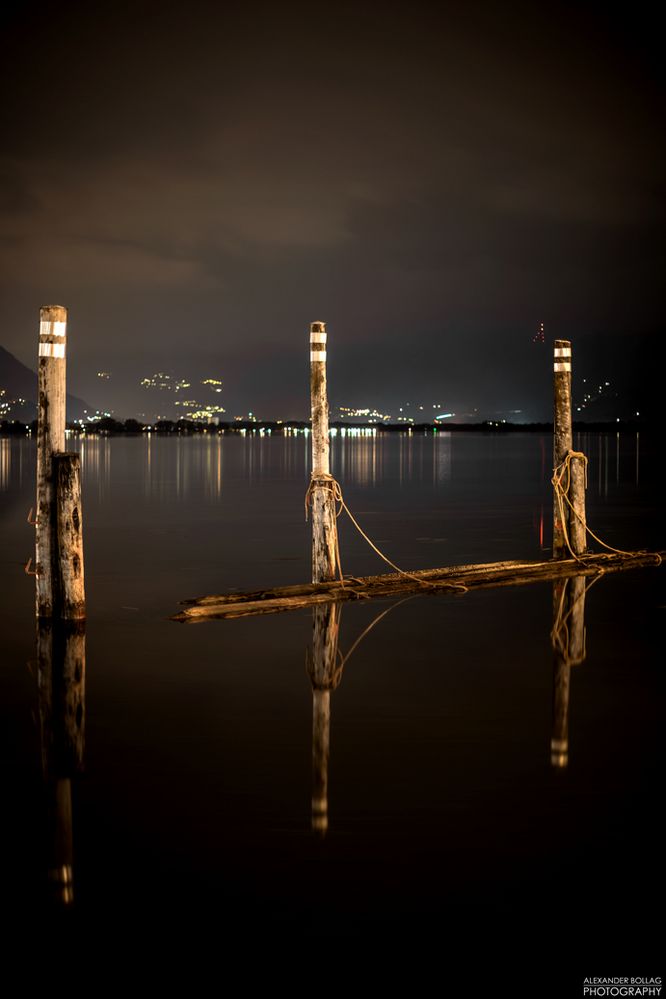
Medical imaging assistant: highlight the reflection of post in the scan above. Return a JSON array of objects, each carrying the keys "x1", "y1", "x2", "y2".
[
  {"x1": 37, "y1": 621, "x2": 86, "y2": 904},
  {"x1": 49, "y1": 778, "x2": 74, "y2": 905},
  {"x1": 550, "y1": 576, "x2": 586, "y2": 768},
  {"x1": 309, "y1": 603, "x2": 342, "y2": 836}
]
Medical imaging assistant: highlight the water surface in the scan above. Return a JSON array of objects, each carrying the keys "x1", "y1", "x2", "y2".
[{"x1": 0, "y1": 431, "x2": 662, "y2": 985}]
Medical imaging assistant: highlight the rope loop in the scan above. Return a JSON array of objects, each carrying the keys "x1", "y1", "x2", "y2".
[{"x1": 551, "y1": 449, "x2": 640, "y2": 562}]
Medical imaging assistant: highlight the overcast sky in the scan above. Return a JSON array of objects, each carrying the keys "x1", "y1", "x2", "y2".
[{"x1": 1, "y1": 1, "x2": 663, "y2": 419}]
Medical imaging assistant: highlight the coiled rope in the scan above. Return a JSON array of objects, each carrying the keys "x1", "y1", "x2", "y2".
[
  {"x1": 304, "y1": 454, "x2": 660, "y2": 597},
  {"x1": 551, "y1": 450, "x2": 661, "y2": 566}
]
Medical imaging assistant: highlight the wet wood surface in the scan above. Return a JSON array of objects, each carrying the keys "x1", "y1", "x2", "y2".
[
  {"x1": 172, "y1": 550, "x2": 663, "y2": 621},
  {"x1": 36, "y1": 305, "x2": 67, "y2": 617}
]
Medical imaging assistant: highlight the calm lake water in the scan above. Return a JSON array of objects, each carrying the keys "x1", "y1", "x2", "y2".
[{"x1": 0, "y1": 430, "x2": 663, "y2": 986}]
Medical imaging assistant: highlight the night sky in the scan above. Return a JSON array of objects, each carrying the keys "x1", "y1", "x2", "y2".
[{"x1": 1, "y1": 1, "x2": 663, "y2": 420}]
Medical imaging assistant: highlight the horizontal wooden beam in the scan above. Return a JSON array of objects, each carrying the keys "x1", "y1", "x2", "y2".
[{"x1": 171, "y1": 550, "x2": 663, "y2": 622}]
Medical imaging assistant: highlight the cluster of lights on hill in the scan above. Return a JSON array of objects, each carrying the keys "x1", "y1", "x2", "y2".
[
  {"x1": 138, "y1": 372, "x2": 226, "y2": 421},
  {"x1": 337, "y1": 403, "x2": 455, "y2": 424},
  {"x1": 0, "y1": 387, "x2": 29, "y2": 417},
  {"x1": 532, "y1": 321, "x2": 545, "y2": 344},
  {"x1": 577, "y1": 379, "x2": 611, "y2": 413}
]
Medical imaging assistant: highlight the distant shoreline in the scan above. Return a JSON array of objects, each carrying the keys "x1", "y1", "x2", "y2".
[{"x1": 0, "y1": 418, "x2": 652, "y2": 436}]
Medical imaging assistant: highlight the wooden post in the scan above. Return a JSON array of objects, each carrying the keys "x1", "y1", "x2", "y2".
[
  {"x1": 309, "y1": 603, "x2": 342, "y2": 835},
  {"x1": 309, "y1": 321, "x2": 338, "y2": 584},
  {"x1": 36, "y1": 305, "x2": 67, "y2": 618},
  {"x1": 569, "y1": 454, "x2": 587, "y2": 556},
  {"x1": 552, "y1": 338, "x2": 572, "y2": 559},
  {"x1": 550, "y1": 575, "x2": 586, "y2": 768},
  {"x1": 54, "y1": 453, "x2": 86, "y2": 620}
]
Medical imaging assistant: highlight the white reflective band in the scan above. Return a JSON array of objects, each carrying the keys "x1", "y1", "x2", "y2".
[
  {"x1": 310, "y1": 350, "x2": 327, "y2": 362},
  {"x1": 39, "y1": 321, "x2": 66, "y2": 336},
  {"x1": 554, "y1": 361, "x2": 571, "y2": 372},
  {"x1": 310, "y1": 332, "x2": 327, "y2": 344},
  {"x1": 554, "y1": 347, "x2": 571, "y2": 357},
  {"x1": 39, "y1": 342, "x2": 66, "y2": 358}
]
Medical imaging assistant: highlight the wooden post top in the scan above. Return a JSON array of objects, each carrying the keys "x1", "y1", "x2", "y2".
[
  {"x1": 40, "y1": 305, "x2": 67, "y2": 320},
  {"x1": 39, "y1": 305, "x2": 68, "y2": 357}
]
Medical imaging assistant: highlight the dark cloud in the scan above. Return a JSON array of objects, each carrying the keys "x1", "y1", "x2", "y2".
[{"x1": 0, "y1": 1, "x2": 663, "y2": 419}]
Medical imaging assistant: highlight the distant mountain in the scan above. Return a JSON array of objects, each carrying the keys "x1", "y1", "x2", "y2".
[{"x1": 0, "y1": 345, "x2": 89, "y2": 421}]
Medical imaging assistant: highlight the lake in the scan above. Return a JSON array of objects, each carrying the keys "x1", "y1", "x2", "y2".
[{"x1": 0, "y1": 430, "x2": 662, "y2": 987}]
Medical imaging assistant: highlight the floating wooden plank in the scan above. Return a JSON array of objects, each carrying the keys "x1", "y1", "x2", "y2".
[{"x1": 171, "y1": 550, "x2": 663, "y2": 622}]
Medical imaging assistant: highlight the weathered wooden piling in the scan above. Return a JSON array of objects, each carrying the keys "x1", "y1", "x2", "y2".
[
  {"x1": 309, "y1": 603, "x2": 342, "y2": 835},
  {"x1": 35, "y1": 305, "x2": 86, "y2": 621},
  {"x1": 553, "y1": 339, "x2": 572, "y2": 559},
  {"x1": 553, "y1": 338, "x2": 587, "y2": 557},
  {"x1": 550, "y1": 575, "x2": 586, "y2": 768},
  {"x1": 36, "y1": 305, "x2": 67, "y2": 618},
  {"x1": 54, "y1": 453, "x2": 86, "y2": 620},
  {"x1": 568, "y1": 453, "x2": 587, "y2": 556},
  {"x1": 309, "y1": 321, "x2": 339, "y2": 584}
]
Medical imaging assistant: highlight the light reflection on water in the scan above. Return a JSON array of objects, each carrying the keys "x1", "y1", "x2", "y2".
[
  {"x1": 0, "y1": 435, "x2": 31, "y2": 492},
  {"x1": 0, "y1": 431, "x2": 652, "y2": 571},
  {"x1": 0, "y1": 428, "x2": 662, "y2": 965},
  {"x1": 1, "y1": 429, "x2": 643, "y2": 500},
  {"x1": 0, "y1": 437, "x2": 10, "y2": 490}
]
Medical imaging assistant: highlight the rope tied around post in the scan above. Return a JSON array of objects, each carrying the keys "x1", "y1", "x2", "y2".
[
  {"x1": 305, "y1": 472, "x2": 468, "y2": 594},
  {"x1": 551, "y1": 449, "x2": 662, "y2": 565}
]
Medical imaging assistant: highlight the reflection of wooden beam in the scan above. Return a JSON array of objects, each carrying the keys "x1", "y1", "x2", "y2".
[
  {"x1": 309, "y1": 603, "x2": 342, "y2": 837},
  {"x1": 550, "y1": 576, "x2": 587, "y2": 769},
  {"x1": 173, "y1": 551, "x2": 663, "y2": 621}
]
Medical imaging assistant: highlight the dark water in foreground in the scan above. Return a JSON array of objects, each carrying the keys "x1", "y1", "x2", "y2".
[{"x1": 0, "y1": 431, "x2": 663, "y2": 986}]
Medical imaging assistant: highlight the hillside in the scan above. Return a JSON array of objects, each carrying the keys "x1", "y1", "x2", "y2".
[{"x1": 0, "y1": 345, "x2": 89, "y2": 421}]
